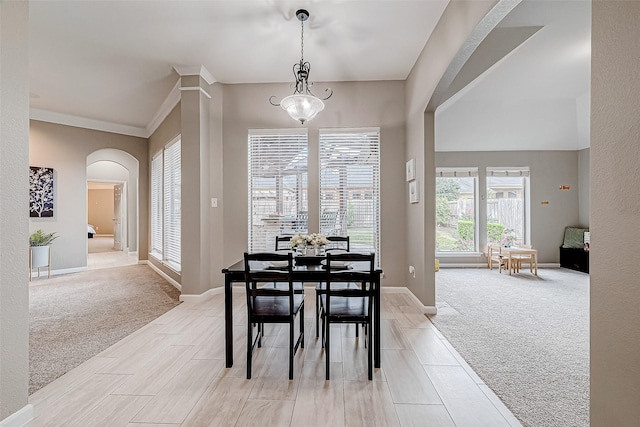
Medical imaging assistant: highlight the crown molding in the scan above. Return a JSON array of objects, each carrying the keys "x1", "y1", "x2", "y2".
[
  {"x1": 30, "y1": 66, "x2": 213, "y2": 139},
  {"x1": 173, "y1": 65, "x2": 216, "y2": 85},
  {"x1": 145, "y1": 80, "x2": 181, "y2": 137},
  {"x1": 30, "y1": 109, "x2": 148, "y2": 138}
]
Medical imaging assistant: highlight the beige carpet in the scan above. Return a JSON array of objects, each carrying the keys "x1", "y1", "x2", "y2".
[
  {"x1": 88, "y1": 235, "x2": 117, "y2": 253},
  {"x1": 430, "y1": 268, "x2": 589, "y2": 427},
  {"x1": 29, "y1": 264, "x2": 181, "y2": 395}
]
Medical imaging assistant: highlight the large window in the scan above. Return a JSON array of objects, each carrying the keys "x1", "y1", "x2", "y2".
[
  {"x1": 319, "y1": 128, "x2": 380, "y2": 258},
  {"x1": 163, "y1": 139, "x2": 181, "y2": 270},
  {"x1": 150, "y1": 137, "x2": 181, "y2": 272},
  {"x1": 486, "y1": 167, "x2": 529, "y2": 246},
  {"x1": 150, "y1": 153, "x2": 163, "y2": 257},
  {"x1": 436, "y1": 168, "x2": 477, "y2": 252},
  {"x1": 248, "y1": 129, "x2": 308, "y2": 252}
]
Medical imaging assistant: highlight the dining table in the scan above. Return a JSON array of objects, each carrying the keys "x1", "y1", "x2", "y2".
[{"x1": 221, "y1": 256, "x2": 383, "y2": 369}]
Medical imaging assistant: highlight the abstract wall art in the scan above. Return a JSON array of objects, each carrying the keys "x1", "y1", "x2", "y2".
[{"x1": 29, "y1": 166, "x2": 54, "y2": 217}]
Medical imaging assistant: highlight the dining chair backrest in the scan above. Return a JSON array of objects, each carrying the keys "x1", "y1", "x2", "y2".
[
  {"x1": 275, "y1": 235, "x2": 293, "y2": 251},
  {"x1": 243, "y1": 252, "x2": 295, "y2": 304},
  {"x1": 324, "y1": 252, "x2": 375, "y2": 295},
  {"x1": 325, "y1": 235, "x2": 350, "y2": 252}
]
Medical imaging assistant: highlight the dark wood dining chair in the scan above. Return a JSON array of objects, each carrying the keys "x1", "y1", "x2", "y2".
[
  {"x1": 243, "y1": 252, "x2": 304, "y2": 380},
  {"x1": 320, "y1": 252, "x2": 375, "y2": 380},
  {"x1": 325, "y1": 235, "x2": 350, "y2": 252},
  {"x1": 315, "y1": 235, "x2": 353, "y2": 338},
  {"x1": 275, "y1": 235, "x2": 293, "y2": 251}
]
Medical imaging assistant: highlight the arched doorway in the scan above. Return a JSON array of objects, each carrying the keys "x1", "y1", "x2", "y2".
[{"x1": 86, "y1": 149, "x2": 140, "y2": 269}]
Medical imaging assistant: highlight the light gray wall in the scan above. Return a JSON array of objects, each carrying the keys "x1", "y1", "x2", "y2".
[
  {"x1": 222, "y1": 80, "x2": 407, "y2": 286},
  {"x1": 0, "y1": 1, "x2": 30, "y2": 420},
  {"x1": 29, "y1": 121, "x2": 148, "y2": 271},
  {"x1": 148, "y1": 103, "x2": 181, "y2": 284},
  {"x1": 578, "y1": 148, "x2": 589, "y2": 227},
  {"x1": 405, "y1": 0, "x2": 499, "y2": 306},
  {"x1": 435, "y1": 150, "x2": 579, "y2": 264},
  {"x1": 591, "y1": 2, "x2": 640, "y2": 424}
]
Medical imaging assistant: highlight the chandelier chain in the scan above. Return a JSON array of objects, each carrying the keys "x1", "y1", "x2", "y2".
[{"x1": 300, "y1": 17, "x2": 304, "y2": 64}]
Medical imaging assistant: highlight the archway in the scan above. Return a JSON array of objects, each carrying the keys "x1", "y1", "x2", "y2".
[{"x1": 86, "y1": 149, "x2": 140, "y2": 268}]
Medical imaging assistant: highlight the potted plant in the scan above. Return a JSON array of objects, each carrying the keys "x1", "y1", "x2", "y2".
[{"x1": 29, "y1": 229, "x2": 58, "y2": 270}]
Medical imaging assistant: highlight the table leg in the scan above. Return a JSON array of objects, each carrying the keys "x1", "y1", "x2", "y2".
[
  {"x1": 534, "y1": 253, "x2": 538, "y2": 276},
  {"x1": 224, "y1": 274, "x2": 234, "y2": 368},
  {"x1": 374, "y1": 274, "x2": 381, "y2": 369}
]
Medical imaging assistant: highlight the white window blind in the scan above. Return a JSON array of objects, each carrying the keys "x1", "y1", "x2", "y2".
[
  {"x1": 436, "y1": 167, "x2": 478, "y2": 177},
  {"x1": 150, "y1": 152, "x2": 163, "y2": 257},
  {"x1": 486, "y1": 167, "x2": 530, "y2": 177},
  {"x1": 163, "y1": 139, "x2": 181, "y2": 271},
  {"x1": 248, "y1": 129, "x2": 308, "y2": 252},
  {"x1": 319, "y1": 128, "x2": 380, "y2": 260}
]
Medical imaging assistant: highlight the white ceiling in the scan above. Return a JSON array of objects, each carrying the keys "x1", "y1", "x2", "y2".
[{"x1": 28, "y1": 0, "x2": 591, "y2": 151}]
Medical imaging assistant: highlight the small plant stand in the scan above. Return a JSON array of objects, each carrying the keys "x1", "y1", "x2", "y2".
[{"x1": 29, "y1": 246, "x2": 51, "y2": 280}]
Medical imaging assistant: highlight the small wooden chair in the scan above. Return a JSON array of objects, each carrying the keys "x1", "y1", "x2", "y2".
[
  {"x1": 511, "y1": 244, "x2": 534, "y2": 274},
  {"x1": 488, "y1": 244, "x2": 507, "y2": 273}
]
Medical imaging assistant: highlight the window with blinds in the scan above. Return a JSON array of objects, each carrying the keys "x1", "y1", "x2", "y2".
[
  {"x1": 435, "y1": 168, "x2": 478, "y2": 252},
  {"x1": 150, "y1": 152, "x2": 163, "y2": 258},
  {"x1": 163, "y1": 138, "x2": 181, "y2": 271},
  {"x1": 248, "y1": 129, "x2": 308, "y2": 252},
  {"x1": 486, "y1": 167, "x2": 529, "y2": 245},
  {"x1": 319, "y1": 128, "x2": 380, "y2": 259}
]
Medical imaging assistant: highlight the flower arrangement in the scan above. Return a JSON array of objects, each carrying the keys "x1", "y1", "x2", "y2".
[
  {"x1": 501, "y1": 228, "x2": 517, "y2": 247},
  {"x1": 289, "y1": 233, "x2": 329, "y2": 249}
]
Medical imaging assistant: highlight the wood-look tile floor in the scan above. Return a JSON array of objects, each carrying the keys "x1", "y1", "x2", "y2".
[{"x1": 27, "y1": 287, "x2": 522, "y2": 427}]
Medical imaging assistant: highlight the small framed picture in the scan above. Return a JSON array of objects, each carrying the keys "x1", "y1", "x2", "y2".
[
  {"x1": 406, "y1": 158, "x2": 415, "y2": 182},
  {"x1": 409, "y1": 180, "x2": 419, "y2": 204}
]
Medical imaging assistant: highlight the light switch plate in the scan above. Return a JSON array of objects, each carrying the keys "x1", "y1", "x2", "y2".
[{"x1": 211, "y1": 198, "x2": 218, "y2": 208}]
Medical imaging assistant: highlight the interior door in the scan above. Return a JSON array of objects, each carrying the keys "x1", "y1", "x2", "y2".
[{"x1": 113, "y1": 184, "x2": 123, "y2": 250}]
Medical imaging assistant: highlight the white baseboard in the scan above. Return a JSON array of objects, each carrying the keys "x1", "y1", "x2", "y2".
[
  {"x1": 146, "y1": 262, "x2": 181, "y2": 292},
  {"x1": 35, "y1": 266, "x2": 88, "y2": 277},
  {"x1": 438, "y1": 263, "x2": 561, "y2": 269},
  {"x1": 0, "y1": 404, "x2": 33, "y2": 427},
  {"x1": 439, "y1": 263, "x2": 487, "y2": 268},
  {"x1": 382, "y1": 287, "x2": 437, "y2": 315},
  {"x1": 179, "y1": 287, "x2": 222, "y2": 302}
]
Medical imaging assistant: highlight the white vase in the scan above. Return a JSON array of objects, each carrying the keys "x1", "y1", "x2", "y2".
[{"x1": 31, "y1": 246, "x2": 50, "y2": 268}]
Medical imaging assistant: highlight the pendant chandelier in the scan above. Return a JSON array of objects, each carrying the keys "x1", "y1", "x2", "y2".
[{"x1": 269, "y1": 9, "x2": 332, "y2": 125}]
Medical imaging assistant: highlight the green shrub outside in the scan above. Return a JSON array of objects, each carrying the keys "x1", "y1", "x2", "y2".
[
  {"x1": 457, "y1": 220, "x2": 474, "y2": 241},
  {"x1": 487, "y1": 222, "x2": 506, "y2": 243},
  {"x1": 436, "y1": 197, "x2": 451, "y2": 226}
]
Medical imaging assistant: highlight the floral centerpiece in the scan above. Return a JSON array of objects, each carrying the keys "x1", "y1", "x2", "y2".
[{"x1": 290, "y1": 233, "x2": 329, "y2": 255}]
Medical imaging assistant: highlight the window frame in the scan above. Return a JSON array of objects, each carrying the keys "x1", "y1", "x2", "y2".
[
  {"x1": 435, "y1": 167, "x2": 479, "y2": 254},
  {"x1": 248, "y1": 129, "x2": 309, "y2": 252},
  {"x1": 319, "y1": 127, "x2": 381, "y2": 265}
]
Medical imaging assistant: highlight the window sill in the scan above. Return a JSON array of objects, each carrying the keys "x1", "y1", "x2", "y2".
[
  {"x1": 436, "y1": 251, "x2": 483, "y2": 257},
  {"x1": 148, "y1": 253, "x2": 181, "y2": 274}
]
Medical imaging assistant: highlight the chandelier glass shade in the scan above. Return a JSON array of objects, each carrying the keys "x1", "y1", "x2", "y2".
[{"x1": 269, "y1": 9, "x2": 332, "y2": 125}]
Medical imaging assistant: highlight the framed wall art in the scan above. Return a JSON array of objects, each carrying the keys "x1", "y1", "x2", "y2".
[
  {"x1": 406, "y1": 158, "x2": 415, "y2": 182},
  {"x1": 29, "y1": 166, "x2": 54, "y2": 217},
  {"x1": 409, "y1": 180, "x2": 419, "y2": 204}
]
